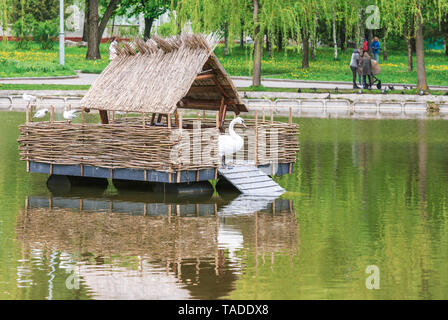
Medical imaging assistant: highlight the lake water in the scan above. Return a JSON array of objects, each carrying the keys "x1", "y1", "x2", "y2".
[{"x1": 1, "y1": 111, "x2": 448, "y2": 300}]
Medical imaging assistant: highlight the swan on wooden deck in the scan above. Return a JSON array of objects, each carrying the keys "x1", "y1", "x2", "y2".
[{"x1": 218, "y1": 117, "x2": 246, "y2": 166}]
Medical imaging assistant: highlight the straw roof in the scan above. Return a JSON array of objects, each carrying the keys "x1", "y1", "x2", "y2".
[{"x1": 80, "y1": 33, "x2": 247, "y2": 114}]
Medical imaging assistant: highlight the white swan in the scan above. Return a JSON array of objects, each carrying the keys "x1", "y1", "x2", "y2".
[
  {"x1": 218, "y1": 117, "x2": 246, "y2": 166},
  {"x1": 33, "y1": 108, "x2": 49, "y2": 118}
]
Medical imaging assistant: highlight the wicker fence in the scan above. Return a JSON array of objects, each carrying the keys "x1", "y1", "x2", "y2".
[{"x1": 18, "y1": 117, "x2": 299, "y2": 172}]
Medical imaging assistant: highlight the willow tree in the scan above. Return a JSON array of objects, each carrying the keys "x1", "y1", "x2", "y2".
[
  {"x1": 176, "y1": 0, "x2": 297, "y2": 86},
  {"x1": 0, "y1": 0, "x2": 8, "y2": 46},
  {"x1": 380, "y1": 0, "x2": 448, "y2": 91}
]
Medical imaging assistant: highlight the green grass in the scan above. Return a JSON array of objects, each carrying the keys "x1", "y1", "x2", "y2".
[
  {"x1": 215, "y1": 45, "x2": 448, "y2": 86},
  {"x1": 0, "y1": 41, "x2": 447, "y2": 86},
  {"x1": 0, "y1": 83, "x2": 91, "y2": 90}
]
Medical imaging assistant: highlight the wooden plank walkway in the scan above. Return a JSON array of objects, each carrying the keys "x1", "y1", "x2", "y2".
[{"x1": 218, "y1": 165, "x2": 285, "y2": 196}]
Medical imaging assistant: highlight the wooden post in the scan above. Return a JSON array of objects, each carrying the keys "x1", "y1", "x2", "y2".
[
  {"x1": 50, "y1": 105, "x2": 55, "y2": 124},
  {"x1": 142, "y1": 113, "x2": 146, "y2": 128},
  {"x1": 262, "y1": 107, "x2": 265, "y2": 122},
  {"x1": 289, "y1": 107, "x2": 292, "y2": 125},
  {"x1": 179, "y1": 112, "x2": 183, "y2": 131},
  {"x1": 255, "y1": 110, "x2": 258, "y2": 166},
  {"x1": 29, "y1": 105, "x2": 33, "y2": 122},
  {"x1": 26, "y1": 105, "x2": 30, "y2": 124},
  {"x1": 150, "y1": 113, "x2": 156, "y2": 126},
  {"x1": 216, "y1": 111, "x2": 219, "y2": 130},
  {"x1": 202, "y1": 110, "x2": 206, "y2": 121},
  {"x1": 174, "y1": 110, "x2": 179, "y2": 128},
  {"x1": 99, "y1": 110, "x2": 109, "y2": 124},
  {"x1": 270, "y1": 108, "x2": 274, "y2": 124},
  {"x1": 167, "y1": 113, "x2": 172, "y2": 128}
]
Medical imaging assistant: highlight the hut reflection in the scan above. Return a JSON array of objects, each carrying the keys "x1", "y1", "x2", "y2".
[{"x1": 17, "y1": 190, "x2": 298, "y2": 299}]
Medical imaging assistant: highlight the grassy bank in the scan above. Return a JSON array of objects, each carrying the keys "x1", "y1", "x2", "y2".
[{"x1": 1, "y1": 41, "x2": 447, "y2": 86}]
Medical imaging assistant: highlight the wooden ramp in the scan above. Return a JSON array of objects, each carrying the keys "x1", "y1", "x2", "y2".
[{"x1": 218, "y1": 165, "x2": 285, "y2": 196}]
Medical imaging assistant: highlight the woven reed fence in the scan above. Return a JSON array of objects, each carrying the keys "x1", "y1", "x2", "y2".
[{"x1": 18, "y1": 117, "x2": 299, "y2": 172}]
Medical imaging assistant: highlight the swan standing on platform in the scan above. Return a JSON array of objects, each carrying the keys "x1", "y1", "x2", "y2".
[
  {"x1": 218, "y1": 117, "x2": 247, "y2": 166},
  {"x1": 33, "y1": 108, "x2": 49, "y2": 118}
]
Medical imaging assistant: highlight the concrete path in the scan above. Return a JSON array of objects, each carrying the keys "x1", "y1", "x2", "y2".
[{"x1": 2, "y1": 72, "x2": 448, "y2": 91}]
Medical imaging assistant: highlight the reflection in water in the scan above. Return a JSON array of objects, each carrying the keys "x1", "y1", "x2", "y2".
[{"x1": 16, "y1": 189, "x2": 298, "y2": 300}]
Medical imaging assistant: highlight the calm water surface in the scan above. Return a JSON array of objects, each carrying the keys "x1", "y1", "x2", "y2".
[{"x1": 1, "y1": 111, "x2": 448, "y2": 299}]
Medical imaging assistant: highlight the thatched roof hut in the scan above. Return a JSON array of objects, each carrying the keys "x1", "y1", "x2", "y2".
[{"x1": 80, "y1": 33, "x2": 247, "y2": 115}]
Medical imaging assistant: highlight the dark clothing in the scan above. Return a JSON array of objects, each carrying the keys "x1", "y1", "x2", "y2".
[
  {"x1": 362, "y1": 55, "x2": 372, "y2": 76},
  {"x1": 363, "y1": 74, "x2": 372, "y2": 89},
  {"x1": 351, "y1": 66, "x2": 360, "y2": 86}
]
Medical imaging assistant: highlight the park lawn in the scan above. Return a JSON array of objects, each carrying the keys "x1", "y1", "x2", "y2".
[
  {"x1": 216, "y1": 45, "x2": 448, "y2": 86},
  {"x1": 1, "y1": 41, "x2": 447, "y2": 86}
]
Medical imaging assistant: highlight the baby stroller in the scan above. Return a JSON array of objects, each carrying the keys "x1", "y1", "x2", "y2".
[{"x1": 370, "y1": 59, "x2": 382, "y2": 89}]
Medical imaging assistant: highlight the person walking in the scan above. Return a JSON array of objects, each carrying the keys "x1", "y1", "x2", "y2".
[
  {"x1": 371, "y1": 37, "x2": 380, "y2": 61},
  {"x1": 109, "y1": 37, "x2": 118, "y2": 61},
  {"x1": 361, "y1": 51, "x2": 373, "y2": 89},
  {"x1": 349, "y1": 48, "x2": 361, "y2": 89}
]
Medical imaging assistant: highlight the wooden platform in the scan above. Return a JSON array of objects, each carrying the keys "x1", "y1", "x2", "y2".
[{"x1": 218, "y1": 165, "x2": 285, "y2": 196}]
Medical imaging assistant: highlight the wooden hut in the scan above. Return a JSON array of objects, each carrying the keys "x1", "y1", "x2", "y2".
[{"x1": 17, "y1": 33, "x2": 299, "y2": 189}]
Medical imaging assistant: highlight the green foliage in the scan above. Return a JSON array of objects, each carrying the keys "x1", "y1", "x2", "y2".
[
  {"x1": 155, "y1": 20, "x2": 177, "y2": 37},
  {"x1": 10, "y1": 0, "x2": 73, "y2": 23},
  {"x1": 117, "y1": 25, "x2": 139, "y2": 38},
  {"x1": 11, "y1": 13, "x2": 35, "y2": 49},
  {"x1": 32, "y1": 19, "x2": 58, "y2": 50}
]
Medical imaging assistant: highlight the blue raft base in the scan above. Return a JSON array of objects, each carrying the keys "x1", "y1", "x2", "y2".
[{"x1": 29, "y1": 162, "x2": 294, "y2": 183}]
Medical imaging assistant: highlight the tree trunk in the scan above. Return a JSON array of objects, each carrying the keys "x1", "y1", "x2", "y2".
[
  {"x1": 143, "y1": 17, "x2": 154, "y2": 40},
  {"x1": 82, "y1": 0, "x2": 89, "y2": 42},
  {"x1": 368, "y1": 29, "x2": 373, "y2": 55},
  {"x1": 310, "y1": 40, "x2": 315, "y2": 60},
  {"x1": 240, "y1": 28, "x2": 244, "y2": 49},
  {"x1": 252, "y1": 0, "x2": 262, "y2": 86},
  {"x1": 266, "y1": 31, "x2": 272, "y2": 58},
  {"x1": 406, "y1": 38, "x2": 413, "y2": 71},
  {"x1": 415, "y1": 14, "x2": 428, "y2": 91},
  {"x1": 223, "y1": 23, "x2": 229, "y2": 55},
  {"x1": 332, "y1": 12, "x2": 338, "y2": 60},
  {"x1": 383, "y1": 38, "x2": 388, "y2": 61},
  {"x1": 277, "y1": 30, "x2": 283, "y2": 51},
  {"x1": 97, "y1": 0, "x2": 120, "y2": 45},
  {"x1": 302, "y1": 32, "x2": 310, "y2": 69},
  {"x1": 86, "y1": 0, "x2": 100, "y2": 60},
  {"x1": 444, "y1": 38, "x2": 448, "y2": 55},
  {"x1": 86, "y1": 0, "x2": 120, "y2": 60},
  {"x1": 359, "y1": 8, "x2": 365, "y2": 45}
]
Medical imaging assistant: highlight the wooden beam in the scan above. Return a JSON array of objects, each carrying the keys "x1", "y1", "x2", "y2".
[{"x1": 194, "y1": 74, "x2": 215, "y2": 81}]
